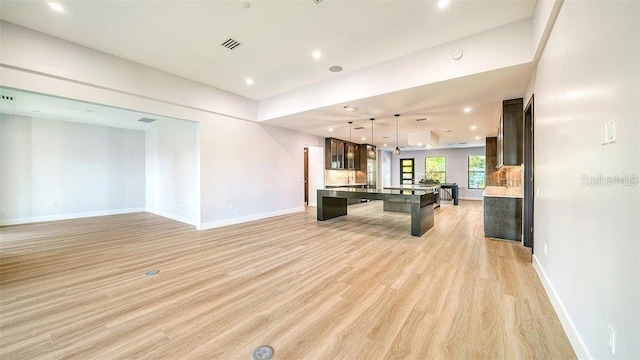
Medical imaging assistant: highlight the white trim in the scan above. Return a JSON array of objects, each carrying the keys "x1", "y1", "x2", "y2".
[
  {"x1": 308, "y1": 201, "x2": 317, "y2": 207},
  {"x1": 145, "y1": 208, "x2": 197, "y2": 226},
  {"x1": 0, "y1": 207, "x2": 146, "y2": 226},
  {"x1": 533, "y1": 254, "x2": 592, "y2": 359},
  {"x1": 198, "y1": 207, "x2": 305, "y2": 230}
]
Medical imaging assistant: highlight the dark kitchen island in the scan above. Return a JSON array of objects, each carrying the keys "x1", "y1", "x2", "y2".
[{"x1": 317, "y1": 187, "x2": 435, "y2": 237}]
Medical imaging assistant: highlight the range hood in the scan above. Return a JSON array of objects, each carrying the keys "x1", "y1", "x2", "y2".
[{"x1": 408, "y1": 131, "x2": 439, "y2": 149}]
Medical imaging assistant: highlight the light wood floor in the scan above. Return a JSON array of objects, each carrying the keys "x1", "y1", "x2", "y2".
[{"x1": 0, "y1": 201, "x2": 575, "y2": 359}]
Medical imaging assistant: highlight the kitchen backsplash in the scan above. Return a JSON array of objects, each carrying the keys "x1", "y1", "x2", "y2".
[
  {"x1": 325, "y1": 170, "x2": 356, "y2": 185},
  {"x1": 489, "y1": 165, "x2": 523, "y2": 188}
]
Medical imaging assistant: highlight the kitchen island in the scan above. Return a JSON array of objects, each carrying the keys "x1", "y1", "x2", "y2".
[
  {"x1": 317, "y1": 187, "x2": 435, "y2": 237},
  {"x1": 383, "y1": 184, "x2": 440, "y2": 212}
]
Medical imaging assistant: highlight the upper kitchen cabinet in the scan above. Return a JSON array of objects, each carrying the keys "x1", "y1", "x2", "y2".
[
  {"x1": 497, "y1": 98, "x2": 524, "y2": 168},
  {"x1": 325, "y1": 138, "x2": 344, "y2": 169},
  {"x1": 325, "y1": 138, "x2": 360, "y2": 170},
  {"x1": 345, "y1": 143, "x2": 359, "y2": 170}
]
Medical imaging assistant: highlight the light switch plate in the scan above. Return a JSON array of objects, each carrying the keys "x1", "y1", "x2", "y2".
[
  {"x1": 606, "y1": 119, "x2": 616, "y2": 143},
  {"x1": 601, "y1": 123, "x2": 608, "y2": 145}
]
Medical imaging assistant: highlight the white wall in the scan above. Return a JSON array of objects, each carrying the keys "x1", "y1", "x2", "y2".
[
  {"x1": 145, "y1": 120, "x2": 198, "y2": 225},
  {"x1": 0, "y1": 115, "x2": 146, "y2": 225},
  {"x1": 307, "y1": 146, "x2": 324, "y2": 207},
  {"x1": 199, "y1": 118, "x2": 324, "y2": 229},
  {"x1": 390, "y1": 147, "x2": 486, "y2": 200},
  {"x1": 529, "y1": 1, "x2": 640, "y2": 358},
  {"x1": 0, "y1": 21, "x2": 327, "y2": 229}
]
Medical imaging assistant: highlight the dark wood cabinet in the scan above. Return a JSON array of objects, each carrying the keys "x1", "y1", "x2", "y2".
[
  {"x1": 497, "y1": 98, "x2": 524, "y2": 168},
  {"x1": 485, "y1": 137, "x2": 499, "y2": 186},
  {"x1": 325, "y1": 138, "x2": 363, "y2": 170}
]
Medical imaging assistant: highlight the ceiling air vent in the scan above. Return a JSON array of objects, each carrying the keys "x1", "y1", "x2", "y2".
[
  {"x1": 220, "y1": 38, "x2": 242, "y2": 50},
  {"x1": 353, "y1": 126, "x2": 365, "y2": 130},
  {"x1": 138, "y1": 117, "x2": 157, "y2": 123},
  {"x1": 458, "y1": 142, "x2": 468, "y2": 145},
  {"x1": 415, "y1": 118, "x2": 428, "y2": 122},
  {"x1": 1, "y1": 95, "x2": 15, "y2": 101}
]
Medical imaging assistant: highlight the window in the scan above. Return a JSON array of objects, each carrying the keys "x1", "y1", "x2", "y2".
[
  {"x1": 425, "y1": 157, "x2": 446, "y2": 184},
  {"x1": 468, "y1": 155, "x2": 486, "y2": 189},
  {"x1": 400, "y1": 158, "x2": 415, "y2": 184}
]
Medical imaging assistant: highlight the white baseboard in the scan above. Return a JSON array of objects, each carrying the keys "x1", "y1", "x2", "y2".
[
  {"x1": 0, "y1": 207, "x2": 146, "y2": 226},
  {"x1": 145, "y1": 208, "x2": 196, "y2": 226},
  {"x1": 308, "y1": 201, "x2": 317, "y2": 207},
  {"x1": 199, "y1": 207, "x2": 305, "y2": 230},
  {"x1": 533, "y1": 254, "x2": 592, "y2": 359}
]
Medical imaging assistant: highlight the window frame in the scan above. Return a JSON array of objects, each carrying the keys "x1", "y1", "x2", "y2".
[{"x1": 468, "y1": 155, "x2": 486, "y2": 189}]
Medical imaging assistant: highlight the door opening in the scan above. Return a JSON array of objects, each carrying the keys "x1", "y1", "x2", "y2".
[
  {"x1": 523, "y1": 95, "x2": 535, "y2": 252},
  {"x1": 304, "y1": 147, "x2": 309, "y2": 206}
]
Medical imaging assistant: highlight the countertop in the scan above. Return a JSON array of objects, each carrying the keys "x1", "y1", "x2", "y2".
[
  {"x1": 483, "y1": 186, "x2": 523, "y2": 198},
  {"x1": 325, "y1": 183, "x2": 368, "y2": 187},
  {"x1": 384, "y1": 184, "x2": 440, "y2": 192}
]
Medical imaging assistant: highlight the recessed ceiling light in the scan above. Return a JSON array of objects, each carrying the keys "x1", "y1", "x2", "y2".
[
  {"x1": 239, "y1": 0, "x2": 251, "y2": 9},
  {"x1": 475, "y1": 136, "x2": 481, "y2": 140},
  {"x1": 383, "y1": 143, "x2": 387, "y2": 147},
  {"x1": 328, "y1": 127, "x2": 333, "y2": 132},
  {"x1": 329, "y1": 65, "x2": 343, "y2": 73},
  {"x1": 361, "y1": 137, "x2": 366, "y2": 141},
  {"x1": 245, "y1": 78, "x2": 254, "y2": 85},
  {"x1": 437, "y1": 0, "x2": 450, "y2": 9},
  {"x1": 48, "y1": 2, "x2": 64, "y2": 12},
  {"x1": 417, "y1": 143, "x2": 423, "y2": 146},
  {"x1": 342, "y1": 105, "x2": 357, "y2": 112},
  {"x1": 312, "y1": 50, "x2": 321, "y2": 59},
  {"x1": 463, "y1": 107, "x2": 472, "y2": 113},
  {"x1": 470, "y1": 125, "x2": 477, "y2": 130}
]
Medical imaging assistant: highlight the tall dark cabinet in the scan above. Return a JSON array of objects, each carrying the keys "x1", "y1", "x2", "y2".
[
  {"x1": 497, "y1": 98, "x2": 524, "y2": 167},
  {"x1": 485, "y1": 137, "x2": 498, "y2": 186}
]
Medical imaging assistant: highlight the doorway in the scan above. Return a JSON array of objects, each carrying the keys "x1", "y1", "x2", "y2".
[
  {"x1": 523, "y1": 95, "x2": 534, "y2": 250},
  {"x1": 304, "y1": 147, "x2": 309, "y2": 206}
]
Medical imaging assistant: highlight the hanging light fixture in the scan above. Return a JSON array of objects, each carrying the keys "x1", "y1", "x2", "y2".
[
  {"x1": 368, "y1": 118, "x2": 376, "y2": 159},
  {"x1": 347, "y1": 121, "x2": 354, "y2": 159},
  {"x1": 393, "y1": 114, "x2": 401, "y2": 155}
]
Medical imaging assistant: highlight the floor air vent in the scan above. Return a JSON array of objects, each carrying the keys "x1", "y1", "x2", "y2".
[
  {"x1": 138, "y1": 117, "x2": 157, "y2": 123},
  {"x1": 221, "y1": 38, "x2": 242, "y2": 50}
]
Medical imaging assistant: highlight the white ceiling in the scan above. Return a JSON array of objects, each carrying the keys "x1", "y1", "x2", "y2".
[
  {"x1": 0, "y1": 0, "x2": 536, "y2": 101},
  {"x1": 265, "y1": 63, "x2": 533, "y2": 150},
  {"x1": 0, "y1": 0, "x2": 538, "y2": 149},
  {"x1": 0, "y1": 87, "x2": 187, "y2": 131}
]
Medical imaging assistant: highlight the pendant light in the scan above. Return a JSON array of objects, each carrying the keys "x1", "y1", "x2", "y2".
[
  {"x1": 368, "y1": 118, "x2": 376, "y2": 159},
  {"x1": 347, "y1": 121, "x2": 354, "y2": 159},
  {"x1": 393, "y1": 114, "x2": 401, "y2": 155}
]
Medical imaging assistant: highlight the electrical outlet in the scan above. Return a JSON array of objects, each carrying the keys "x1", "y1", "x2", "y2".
[
  {"x1": 607, "y1": 324, "x2": 616, "y2": 355},
  {"x1": 544, "y1": 243, "x2": 548, "y2": 256}
]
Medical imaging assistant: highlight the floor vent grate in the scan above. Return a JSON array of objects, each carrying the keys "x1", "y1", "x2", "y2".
[{"x1": 251, "y1": 345, "x2": 274, "y2": 360}]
